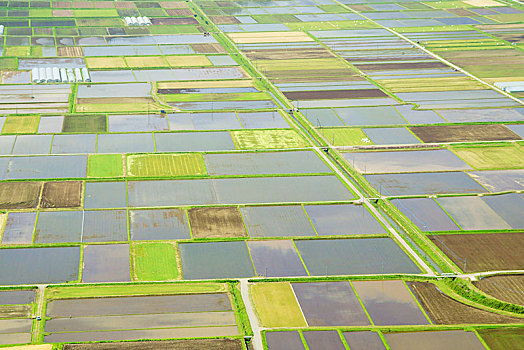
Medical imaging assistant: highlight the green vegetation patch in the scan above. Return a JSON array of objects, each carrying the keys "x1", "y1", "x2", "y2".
[
  {"x1": 2, "y1": 115, "x2": 39, "y2": 134},
  {"x1": 0, "y1": 57, "x2": 18, "y2": 69},
  {"x1": 88, "y1": 154, "x2": 124, "y2": 178},
  {"x1": 5, "y1": 46, "x2": 31, "y2": 57},
  {"x1": 250, "y1": 282, "x2": 307, "y2": 328},
  {"x1": 127, "y1": 153, "x2": 207, "y2": 177},
  {"x1": 62, "y1": 115, "x2": 107, "y2": 133},
  {"x1": 319, "y1": 127, "x2": 373, "y2": 146},
  {"x1": 47, "y1": 282, "x2": 227, "y2": 299},
  {"x1": 133, "y1": 243, "x2": 178, "y2": 281},
  {"x1": 231, "y1": 130, "x2": 308, "y2": 149},
  {"x1": 452, "y1": 144, "x2": 524, "y2": 170}
]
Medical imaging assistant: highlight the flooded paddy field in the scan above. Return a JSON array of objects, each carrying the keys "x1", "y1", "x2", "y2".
[
  {"x1": 384, "y1": 330, "x2": 486, "y2": 350},
  {"x1": 45, "y1": 292, "x2": 238, "y2": 343}
]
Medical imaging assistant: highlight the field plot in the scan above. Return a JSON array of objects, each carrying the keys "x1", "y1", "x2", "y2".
[
  {"x1": 0, "y1": 289, "x2": 34, "y2": 345},
  {"x1": 241, "y1": 205, "x2": 316, "y2": 238},
  {"x1": 478, "y1": 328, "x2": 524, "y2": 350},
  {"x1": 0, "y1": 247, "x2": 80, "y2": 285},
  {"x1": 40, "y1": 181, "x2": 82, "y2": 208},
  {"x1": 292, "y1": 282, "x2": 370, "y2": 326},
  {"x1": 132, "y1": 243, "x2": 178, "y2": 281},
  {"x1": 265, "y1": 331, "x2": 305, "y2": 350},
  {"x1": 62, "y1": 339, "x2": 244, "y2": 350},
  {"x1": 231, "y1": 130, "x2": 307, "y2": 149},
  {"x1": 474, "y1": 275, "x2": 524, "y2": 305},
  {"x1": 410, "y1": 125, "x2": 522, "y2": 143},
  {"x1": 127, "y1": 153, "x2": 207, "y2": 177},
  {"x1": 250, "y1": 282, "x2": 307, "y2": 328},
  {"x1": 352, "y1": 280, "x2": 430, "y2": 326},
  {"x1": 82, "y1": 244, "x2": 130, "y2": 283},
  {"x1": 391, "y1": 198, "x2": 460, "y2": 232},
  {"x1": 304, "y1": 204, "x2": 386, "y2": 235},
  {"x1": 343, "y1": 331, "x2": 386, "y2": 350},
  {"x1": 384, "y1": 330, "x2": 486, "y2": 350},
  {"x1": 1, "y1": 212, "x2": 35, "y2": 245},
  {"x1": 303, "y1": 331, "x2": 346, "y2": 350},
  {"x1": 365, "y1": 172, "x2": 486, "y2": 196},
  {"x1": 179, "y1": 241, "x2": 255, "y2": 279},
  {"x1": 452, "y1": 144, "x2": 524, "y2": 170},
  {"x1": 129, "y1": 209, "x2": 190, "y2": 241},
  {"x1": 45, "y1": 293, "x2": 238, "y2": 343},
  {"x1": 343, "y1": 150, "x2": 471, "y2": 174},
  {"x1": 436, "y1": 196, "x2": 511, "y2": 231},
  {"x1": 204, "y1": 151, "x2": 331, "y2": 175},
  {"x1": 408, "y1": 281, "x2": 524, "y2": 324},
  {"x1": 248, "y1": 240, "x2": 307, "y2": 277},
  {"x1": 428, "y1": 233, "x2": 524, "y2": 272},
  {"x1": 188, "y1": 207, "x2": 247, "y2": 238},
  {"x1": 295, "y1": 238, "x2": 421, "y2": 275},
  {"x1": 0, "y1": 182, "x2": 41, "y2": 209},
  {"x1": 87, "y1": 154, "x2": 124, "y2": 178}
]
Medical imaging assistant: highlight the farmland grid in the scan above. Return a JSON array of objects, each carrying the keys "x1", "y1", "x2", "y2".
[{"x1": 0, "y1": 0, "x2": 523, "y2": 348}]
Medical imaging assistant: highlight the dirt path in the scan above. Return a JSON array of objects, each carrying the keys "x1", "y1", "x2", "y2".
[
  {"x1": 240, "y1": 279, "x2": 264, "y2": 350},
  {"x1": 32, "y1": 284, "x2": 47, "y2": 343}
]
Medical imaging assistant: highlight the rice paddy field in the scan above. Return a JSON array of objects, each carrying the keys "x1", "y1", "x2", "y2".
[{"x1": 0, "y1": 0, "x2": 523, "y2": 348}]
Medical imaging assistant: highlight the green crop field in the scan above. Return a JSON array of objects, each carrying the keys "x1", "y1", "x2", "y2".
[
  {"x1": 319, "y1": 128, "x2": 372, "y2": 146},
  {"x1": 2, "y1": 116, "x2": 39, "y2": 134},
  {"x1": 452, "y1": 144, "x2": 524, "y2": 170},
  {"x1": 132, "y1": 243, "x2": 179, "y2": 281},
  {"x1": 250, "y1": 282, "x2": 307, "y2": 328},
  {"x1": 88, "y1": 154, "x2": 124, "y2": 178},
  {"x1": 126, "y1": 153, "x2": 207, "y2": 177},
  {"x1": 231, "y1": 130, "x2": 308, "y2": 149}
]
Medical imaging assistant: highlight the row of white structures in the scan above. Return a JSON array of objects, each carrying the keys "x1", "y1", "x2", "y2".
[
  {"x1": 0, "y1": 25, "x2": 4, "y2": 35},
  {"x1": 32, "y1": 67, "x2": 91, "y2": 83},
  {"x1": 124, "y1": 17, "x2": 152, "y2": 26}
]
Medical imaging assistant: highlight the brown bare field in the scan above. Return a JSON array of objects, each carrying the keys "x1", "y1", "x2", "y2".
[
  {"x1": 283, "y1": 89, "x2": 387, "y2": 100},
  {"x1": 265, "y1": 69, "x2": 360, "y2": 82},
  {"x1": 115, "y1": 2, "x2": 136, "y2": 8},
  {"x1": 159, "y1": 1, "x2": 188, "y2": 9},
  {"x1": 210, "y1": 16, "x2": 240, "y2": 24},
  {"x1": 188, "y1": 207, "x2": 247, "y2": 239},
  {"x1": 40, "y1": 181, "x2": 82, "y2": 208},
  {"x1": 408, "y1": 281, "x2": 524, "y2": 324},
  {"x1": 447, "y1": 8, "x2": 477, "y2": 16},
  {"x1": 410, "y1": 125, "x2": 522, "y2": 143},
  {"x1": 63, "y1": 339, "x2": 243, "y2": 350},
  {"x1": 495, "y1": 33, "x2": 524, "y2": 44},
  {"x1": 348, "y1": 4, "x2": 373, "y2": 11},
  {"x1": 0, "y1": 305, "x2": 31, "y2": 318},
  {"x1": 355, "y1": 61, "x2": 448, "y2": 71},
  {"x1": 428, "y1": 233, "x2": 524, "y2": 273},
  {"x1": 474, "y1": 275, "x2": 524, "y2": 306},
  {"x1": 166, "y1": 9, "x2": 193, "y2": 16},
  {"x1": 52, "y1": 10, "x2": 74, "y2": 17},
  {"x1": 191, "y1": 43, "x2": 227, "y2": 54},
  {"x1": 57, "y1": 47, "x2": 83, "y2": 57},
  {"x1": 245, "y1": 48, "x2": 334, "y2": 60},
  {"x1": 150, "y1": 17, "x2": 198, "y2": 25},
  {"x1": 0, "y1": 182, "x2": 42, "y2": 209}
]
